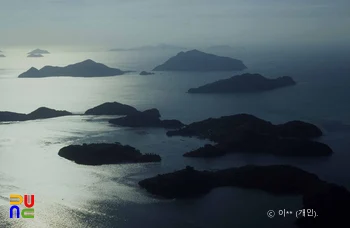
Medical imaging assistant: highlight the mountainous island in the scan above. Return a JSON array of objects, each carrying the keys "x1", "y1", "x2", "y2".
[
  {"x1": 139, "y1": 165, "x2": 350, "y2": 227},
  {"x1": 58, "y1": 142, "x2": 161, "y2": 165},
  {"x1": 18, "y1": 59, "x2": 126, "y2": 78},
  {"x1": 188, "y1": 73, "x2": 296, "y2": 93},
  {"x1": 167, "y1": 114, "x2": 332, "y2": 157},
  {"x1": 153, "y1": 49, "x2": 247, "y2": 71},
  {"x1": 0, "y1": 107, "x2": 72, "y2": 122},
  {"x1": 28, "y1": 48, "x2": 50, "y2": 55}
]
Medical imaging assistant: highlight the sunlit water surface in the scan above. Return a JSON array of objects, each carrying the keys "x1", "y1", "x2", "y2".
[{"x1": 0, "y1": 47, "x2": 349, "y2": 227}]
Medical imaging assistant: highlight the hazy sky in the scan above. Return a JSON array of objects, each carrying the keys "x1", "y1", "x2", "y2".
[{"x1": 1, "y1": 0, "x2": 349, "y2": 48}]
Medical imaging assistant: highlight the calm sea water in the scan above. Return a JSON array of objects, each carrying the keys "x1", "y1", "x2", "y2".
[{"x1": 0, "y1": 47, "x2": 349, "y2": 228}]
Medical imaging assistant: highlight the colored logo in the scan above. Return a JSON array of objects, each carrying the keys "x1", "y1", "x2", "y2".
[{"x1": 9, "y1": 194, "x2": 35, "y2": 219}]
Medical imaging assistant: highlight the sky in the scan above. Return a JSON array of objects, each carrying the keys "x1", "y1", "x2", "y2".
[{"x1": 0, "y1": 0, "x2": 349, "y2": 48}]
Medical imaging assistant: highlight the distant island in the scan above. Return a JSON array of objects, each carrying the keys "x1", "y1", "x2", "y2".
[
  {"x1": 0, "y1": 54, "x2": 5, "y2": 57},
  {"x1": 28, "y1": 49, "x2": 50, "y2": 55},
  {"x1": 58, "y1": 142, "x2": 161, "y2": 165},
  {"x1": 188, "y1": 73, "x2": 296, "y2": 93},
  {"x1": 152, "y1": 49, "x2": 247, "y2": 71},
  {"x1": 109, "y1": 108, "x2": 184, "y2": 129},
  {"x1": 27, "y1": 53, "x2": 44, "y2": 58},
  {"x1": 167, "y1": 114, "x2": 332, "y2": 157},
  {"x1": 110, "y1": 44, "x2": 186, "y2": 52},
  {"x1": 18, "y1": 59, "x2": 126, "y2": 78},
  {"x1": 0, "y1": 107, "x2": 72, "y2": 122},
  {"x1": 140, "y1": 71, "x2": 155, "y2": 75},
  {"x1": 139, "y1": 165, "x2": 350, "y2": 227}
]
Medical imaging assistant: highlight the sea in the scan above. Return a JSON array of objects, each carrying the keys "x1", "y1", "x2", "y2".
[{"x1": 0, "y1": 46, "x2": 349, "y2": 228}]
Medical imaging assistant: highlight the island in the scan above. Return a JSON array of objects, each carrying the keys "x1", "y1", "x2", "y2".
[
  {"x1": 167, "y1": 114, "x2": 332, "y2": 157},
  {"x1": 139, "y1": 165, "x2": 350, "y2": 227},
  {"x1": 109, "y1": 108, "x2": 184, "y2": 129},
  {"x1": 58, "y1": 142, "x2": 161, "y2": 165},
  {"x1": 18, "y1": 59, "x2": 126, "y2": 78},
  {"x1": 0, "y1": 107, "x2": 72, "y2": 122},
  {"x1": 28, "y1": 49, "x2": 50, "y2": 55},
  {"x1": 27, "y1": 53, "x2": 44, "y2": 58},
  {"x1": 0, "y1": 54, "x2": 5, "y2": 57},
  {"x1": 84, "y1": 102, "x2": 139, "y2": 115},
  {"x1": 152, "y1": 49, "x2": 247, "y2": 71},
  {"x1": 188, "y1": 73, "x2": 296, "y2": 93},
  {"x1": 139, "y1": 71, "x2": 155, "y2": 75}
]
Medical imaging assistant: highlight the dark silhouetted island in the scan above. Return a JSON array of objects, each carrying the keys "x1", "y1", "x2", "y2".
[
  {"x1": 27, "y1": 53, "x2": 44, "y2": 58},
  {"x1": 58, "y1": 142, "x2": 161, "y2": 165},
  {"x1": 167, "y1": 114, "x2": 332, "y2": 157},
  {"x1": 188, "y1": 73, "x2": 296, "y2": 93},
  {"x1": 28, "y1": 49, "x2": 50, "y2": 55},
  {"x1": 140, "y1": 71, "x2": 155, "y2": 75},
  {"x1": 0, "y1": 107, "x2": 72, "y2": 122},
  {"x1": 139, "y1": 165, "x2": 350, "y2": 228},
  {"x1": 152, "y1": 49, "x2": 247, "y2": 71},
  {"x1": 109, "y1": 108, "x2": 184, "y2": 129},
  {"x1": 85, "y1": 102, "x2": 138, "y2": 115},
  {"x1": 18, "y1": 59, "x2": 126, "y2": 78}
]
